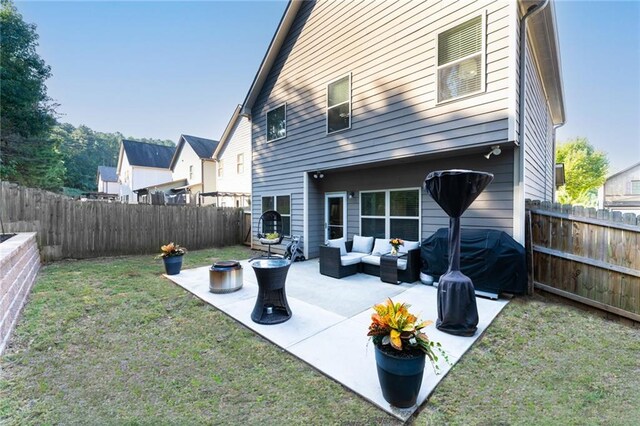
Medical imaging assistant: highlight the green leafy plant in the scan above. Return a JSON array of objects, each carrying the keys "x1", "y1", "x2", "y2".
[
  {"x1": 367, "y1": 298, "x2": 448, "y2": 372},
  {"x1": 156, "y1": 242, "x2": 186, "y2": 259},
  {"x1": 265, "y1": 232, "x2": 280, "y2": 240}
]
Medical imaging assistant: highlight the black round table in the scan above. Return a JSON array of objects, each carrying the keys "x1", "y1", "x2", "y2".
[{"x1": 250, "y1": 258, "x2": 292, "y2": 324}]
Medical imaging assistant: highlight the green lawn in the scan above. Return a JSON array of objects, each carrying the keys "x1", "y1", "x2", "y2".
[{"x1": 1, "y1": 246, "x2": 639, "y2": 425}]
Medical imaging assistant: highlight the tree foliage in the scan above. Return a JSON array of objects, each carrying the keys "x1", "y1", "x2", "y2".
[
  {"x1": 555, "y1": 137, "x2": 609, "y2": 206},
  {"x1": 0, "y1": 0, "x2": 63, "y2": 190}
]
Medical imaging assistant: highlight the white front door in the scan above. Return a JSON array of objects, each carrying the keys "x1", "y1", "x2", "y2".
[{"x1": 325, "y1": 192, "x2": 347, "y2": 241}]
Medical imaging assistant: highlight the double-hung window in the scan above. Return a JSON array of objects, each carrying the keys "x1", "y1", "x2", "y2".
[
  {"x1": 189, "y1": 165, "x2": 194, "y2": 181},
  {"x1": 266, "y1": 104, "x2": 286, "y2": 142},
  {"x1": 262, "y1": 195, "x2": 291, "y2": 236},
  {"x1": 437, "y1": 15, "x2": 485, "y2": 103},
  {"x1": 217, "y1": 160, "x2": 223, "y2": 178},
  {"x1": 360, "y1": 189, "x2": 420, "y2": 241},
  {"x1": 237, "y1": 153, "x2": 244, "y2": 174},
  {"x1": 631, "y1": 180, "x2": 640, "y2": 194},
  {"x1": 327, "y1": 74, "x2": 351, "y2": 133}
]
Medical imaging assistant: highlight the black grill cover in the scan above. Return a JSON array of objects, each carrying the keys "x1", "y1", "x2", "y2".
[{"x1": 421, "y1": 228, "x2": 527, "y2": 295}]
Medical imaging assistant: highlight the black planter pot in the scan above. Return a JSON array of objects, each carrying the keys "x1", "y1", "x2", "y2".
[
  {"x1": 374, "y1": 345, "x2": 426, "y2": 408},
  {"x1": 163, "y1": 255, "x2": 183, "y2": 275}
]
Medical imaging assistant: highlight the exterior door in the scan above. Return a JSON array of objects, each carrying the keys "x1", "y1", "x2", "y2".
[{"x1": 325, "y1": 192, "x2": 347, "y2": 241}]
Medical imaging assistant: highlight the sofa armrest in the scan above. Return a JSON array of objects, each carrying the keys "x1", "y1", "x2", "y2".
[{"x1": 403, "y1": 247, "x2": 421, "y2": 281}]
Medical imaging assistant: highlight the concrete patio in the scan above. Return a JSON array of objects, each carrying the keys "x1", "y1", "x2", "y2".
[{"x1": 165, "y1": 259, "x2": 509, "y2": 421}]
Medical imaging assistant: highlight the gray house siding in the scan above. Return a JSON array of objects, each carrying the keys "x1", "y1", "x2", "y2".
[
  {"x1": 523, "y1": 41, "x2": 554, "y2": 201},
  {"x1": 251, "y1": 0, "x2": 515, "y2": 255}
]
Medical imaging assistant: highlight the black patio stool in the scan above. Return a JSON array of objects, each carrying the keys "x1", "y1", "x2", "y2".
[{"x1": 250, "y1": 258, "x2": 292, "y2": 324}]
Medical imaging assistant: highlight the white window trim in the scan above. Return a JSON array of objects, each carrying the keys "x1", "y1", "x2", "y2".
[
  {"x1": 435, "y1": 12, "x2": 487, "y2": 105},
  {"x1": 266, "y1": 103, "x2": 287, "y2": 142},
  {"x1": 217, "y1": 160, "x2": 223, "y2": 178},
  {"x1": 261, "y1": 194, "x2": 292, "y2": 237},
  {"x1": 326, "y1": 73, "x2": 352, "y2": 135},
  {"x1": 359, "y1": 187, "x2": 421, "y2": 240}
]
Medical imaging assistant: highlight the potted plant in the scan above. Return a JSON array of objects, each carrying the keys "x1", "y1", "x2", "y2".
[
  {"x1": 367, "y1": 298, "x2": 447, "y2": 408},
  {"x1": 389, "y1": 237, "x2": 404, "y2": 255},
  {"x1": 157, "y1": 242, "x2": 186, "y2": 275}
]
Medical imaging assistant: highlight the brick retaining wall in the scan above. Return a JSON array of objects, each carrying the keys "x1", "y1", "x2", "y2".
[{"x1": 0, "y1": 233, "x2": 40, "y2": 354}]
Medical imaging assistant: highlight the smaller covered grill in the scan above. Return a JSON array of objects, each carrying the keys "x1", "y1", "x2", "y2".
[{"x1": 209, "y1": 261, "x2": 243, "y2": 294}]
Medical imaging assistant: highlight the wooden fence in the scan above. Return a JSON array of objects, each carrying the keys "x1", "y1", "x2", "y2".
[
  {"x1": 1, "y1": 182, "x2": 246, "y2": 261},
  {"x1": 527, "y1": 200, "x2": 640, "y2": 322}
]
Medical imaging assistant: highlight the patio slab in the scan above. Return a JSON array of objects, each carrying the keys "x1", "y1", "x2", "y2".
[{"x1": 165, "y1": 259, "x2": 509, "y2": 421}]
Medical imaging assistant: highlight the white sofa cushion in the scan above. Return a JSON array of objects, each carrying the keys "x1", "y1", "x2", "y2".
[
  {"x1": 371, "y1": 238, "x2": 392, "y2": 256},
  {"x1": 340, "y1": 252, "x2": 367, "y2": 266},
  {"x1": 327, "y1": 238, "x2": 347, "y2": 255},
  {"x1": 361, "y1": 255, "x2": 380, "y2": 266},
  {"x1": 352, "y1": 235, "x2": 374, "y2": 254},
  {"x1": 399, "y1": 240, "x2": 420, "y2": 253}
]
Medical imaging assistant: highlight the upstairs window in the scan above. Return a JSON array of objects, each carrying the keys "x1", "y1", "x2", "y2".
[
  {"x1": 327, "y1": 74, "x2": 351, "y2": 133},
  {"x1": 189, "y1": 165, "x2": 194, "y2": 180},
  {"x1": 437, "y1": 15, "x2": 485, "y2": 103},
  {"x1": 218, "y1": 160, "x2": 223, "y2": 178},
  {"x1": 266, "y1": 104, "x2": 286, "y2": 142},
  {"x1": 631, "y1": 180, "x2": 640, "y2": 194},
  {"x1": 237, "y1": 153, "x2": 244, "y2": 174}
]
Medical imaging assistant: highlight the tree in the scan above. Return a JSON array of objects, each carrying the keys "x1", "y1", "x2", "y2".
[
  {"x1": 555, "y1": 137, "x2": 609, "y2": 206},
  {"x1": 0, "y1": 0, "x2": 63, "y2": 189}
]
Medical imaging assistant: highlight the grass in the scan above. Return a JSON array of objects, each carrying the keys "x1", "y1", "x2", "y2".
[{"x1": 2, "y1": 246, "x2": 639, "y2": 425}]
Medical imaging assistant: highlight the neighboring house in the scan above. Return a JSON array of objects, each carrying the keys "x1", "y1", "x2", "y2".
[
  {"x1": 96, "y1": 166, "x2": 120, "y2": 195},
  {"x1": 116, "y1": 140, "x2": 175, "y2": 204},
  {"x1": 205, "y1": 105, "x2": 252, "y2": 207},
  {"x1": 600, "y1": 161, "x2": 640, "y2": 215},
  {"x1": 169, "y1": 134, "x2": 219, "y2": 204},
  {"x1": 135, "y1": 178, "x2": 189, "y2": 205},
  {"x1": 241, "y1": 0, "x2": 565, "y2": 258}
]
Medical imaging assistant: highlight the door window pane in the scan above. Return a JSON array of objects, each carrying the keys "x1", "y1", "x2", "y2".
[
  {"x1": 328, "y1": 226, "x2": 343, "y2": 240},
  {"x1": 328, "y1": 197, "x2": 343, "y2": 225}
]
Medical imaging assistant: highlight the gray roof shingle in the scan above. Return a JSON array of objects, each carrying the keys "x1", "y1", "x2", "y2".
[
  {"x1": 122, "y1": 140, "x2": 175, "y2": 168},
  {"x1": 181, "y1": 135, "x2": 218, "y2": 159}
]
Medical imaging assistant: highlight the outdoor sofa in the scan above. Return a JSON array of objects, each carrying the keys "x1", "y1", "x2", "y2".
[{"x1": 319, "y1": 235, "x2": 421, "y2": 283}]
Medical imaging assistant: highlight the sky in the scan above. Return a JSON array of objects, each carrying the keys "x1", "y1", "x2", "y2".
[{"x1": 15, "y1": 0, "x2": 640, "y2": 174}]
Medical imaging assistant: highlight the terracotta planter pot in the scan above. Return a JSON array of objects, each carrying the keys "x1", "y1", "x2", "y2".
[{"x1": 374, "y1": 345, "x2": 426, "y2": 408}]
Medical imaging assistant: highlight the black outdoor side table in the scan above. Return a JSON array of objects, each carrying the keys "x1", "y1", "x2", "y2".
[
  {"x1": 250, "y1": 258, "x2": 292, "y2": 324},
  {"x1": 380, "y1": 253, "x2": 407, "y2": 285}
]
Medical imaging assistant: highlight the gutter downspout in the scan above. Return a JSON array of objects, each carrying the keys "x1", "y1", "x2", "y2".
[{"x1": 515, "y1": 0, "x2": 549, "y2": 243}]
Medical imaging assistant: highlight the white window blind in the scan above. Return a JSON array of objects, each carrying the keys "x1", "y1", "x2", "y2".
[{"x1": 438, "y1": 16, "x2": 484, "y2": 102}]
